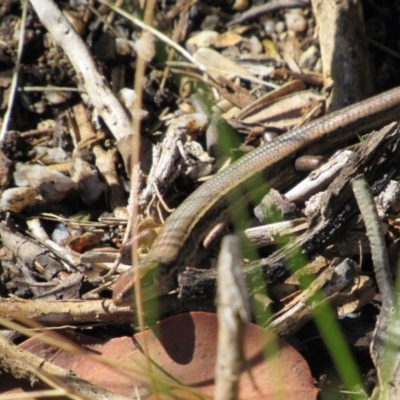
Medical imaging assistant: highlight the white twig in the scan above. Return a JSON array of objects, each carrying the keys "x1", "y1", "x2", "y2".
[
  {"x1": 0, "y1": 0, "x2": 28, "y2": 142},
  {"x1": 30, "y1": 0, "x2": 132, "y2": 142}
]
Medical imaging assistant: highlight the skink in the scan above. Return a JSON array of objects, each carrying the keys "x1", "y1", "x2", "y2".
[{"x1": 113, "y1": 86, "x2": 400, "y2": 306}]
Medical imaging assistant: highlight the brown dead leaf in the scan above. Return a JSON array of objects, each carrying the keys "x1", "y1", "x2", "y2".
[
  {"x1": 237, "y1": 79, "x2": 306, "y2": 120},
  {"x1": 186, "y1": 31, "x2": 242, "y2": 54},
  {"x1": 67, "y1": 231, "x2": 103, "y2": 253},
  {"x1": 2, "y1": 312, "x2": 319, "y2": 399},
  {"x1": 214, "y1": 31, "x2": 243, "y2": 48}
]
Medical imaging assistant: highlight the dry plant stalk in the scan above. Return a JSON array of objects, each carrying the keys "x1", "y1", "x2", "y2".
[
  {"x1": 351, "y1": 174, "x2": 400, "y2": 400},
  {"x1": 215, "y1": 235, "x2": 251, "y2": 400}
]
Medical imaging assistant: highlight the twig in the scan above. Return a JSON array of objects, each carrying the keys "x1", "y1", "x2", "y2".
[
  {"x1": 215, "y1": 235, "x2": 251, "y2": 400},
  {"x1": 30, "y1": 0, "x2": 132, "y2": 143},
  {"x1": 160, "y1": 0, "x2": 192, "y2": 89},
  {"x1": 227, "y1": 0, "x2": 310, "y2": 26},
  {"x1": 0, "y1": 0, "x2": 28, "y2": 142},
  {"x1": 128, "y1": 0, "x2": 160, "y2": 398}
]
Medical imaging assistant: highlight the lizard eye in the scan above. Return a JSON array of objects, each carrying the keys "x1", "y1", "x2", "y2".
[{"x1": 112, "y1": 286, "x2": 133, "y2": 307}]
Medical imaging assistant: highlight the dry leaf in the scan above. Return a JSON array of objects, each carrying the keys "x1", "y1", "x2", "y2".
[
  {"x1": 193, "y1": 47, "x2": 258, "y2": 82},
  {"x1": 3, "y1": 312, "x2": 319, "y2": 399},
  {"x1": 242, "y1": 90, "x2": 324, "y2": 128}
]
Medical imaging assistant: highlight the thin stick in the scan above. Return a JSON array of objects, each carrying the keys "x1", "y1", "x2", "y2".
[
  {"x1": 0, "y1": 0, "x2": 28, "y2": 142},
  {"x1": 215, "y1": 235, "x2": 251, "y2": 400},
  {"x1": 129, "y1": 1, "x2": 160, "y2": 398},
  {"x1": 30, "y1": 0, "x2": 132, "y2": 143},
  {"x1": 160, "y1": 0, "x2": 192, "y2": 89}
]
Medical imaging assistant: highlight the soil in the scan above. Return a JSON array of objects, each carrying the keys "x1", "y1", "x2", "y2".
[{"x1": 1, "y1": 0, "x2": 400, "y2": 398}]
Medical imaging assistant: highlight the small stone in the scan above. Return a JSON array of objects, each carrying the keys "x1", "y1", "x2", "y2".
[
  {"x1": 285, "y1": 12, "x2": 307, "y2": 33},
  {"x1": 263, "y1": 19, "x2": 276, "y2": 36},
  {"x1": 299, "y1": 45, "x2": 319, "y2": 70},
  {"x1": 275, "y1": 20, "x2": 285, "y2": 34},
  {"x1": 0, "y1": 187, "x2": 37, "y2": 212}
]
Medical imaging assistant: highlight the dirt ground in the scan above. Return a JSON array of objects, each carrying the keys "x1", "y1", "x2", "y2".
[{"x1": 1, "y1": 0, "x2": 400, "y2": 398}]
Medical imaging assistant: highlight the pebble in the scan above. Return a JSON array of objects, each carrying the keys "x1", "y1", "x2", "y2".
[
  {"x1": 263, "y1": 19, "x2": 276, "y2": 36},
  {"x1": 0, "y1": 187, "x2": 37, "y2": 212},
  {"x1": 249, "y1": 35, "x2": 263, "y2": 54},
  {"x1": 115, "y1": 38, "x2": 133, "y2": 56},
  {"x1": 275, "y1": 20, "x2": 285, "y2": 34},
  {"x1": 233, "y1": 0, "x2": 249, "y2": 11},
  {"x1": 299, "y1": 45, "x2": 319, "y2": 69},
  {"x1": 284, "y1": 12, "x2": 307, "y2": 33}
]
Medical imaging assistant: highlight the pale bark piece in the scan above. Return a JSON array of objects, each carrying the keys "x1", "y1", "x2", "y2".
[
  {"x1": 139, "y1": 113, "x2": 209, "y2": 208},
  {"x1": 0, "y1": 298, "x2": 132, "y2": 326},
  {"x1": 285, "y1": 150, "x2": 352, "y2": 203},
  {"x1": 1, "y1": 222, "x2": 64, "y2": 270},
  {"x1": 0, "y1": 149, "x2": 11, "y2": 188},
  {"x1": 311, "y1": 0, "x2": 374, "y2": 111},
  {"x1": 215, "y1": 236, "x2": 250, "y2": 400},
  {"x1": 244, "y1": 219, "x2": 308, "y2": 247},
  {"x1": 269, "y1": 258, "x2": 359, "y2": 335}
]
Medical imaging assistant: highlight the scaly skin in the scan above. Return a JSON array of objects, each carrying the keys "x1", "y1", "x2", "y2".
[{"x1": 113, "y1": 87, "x2": 400, "y2": 306}]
